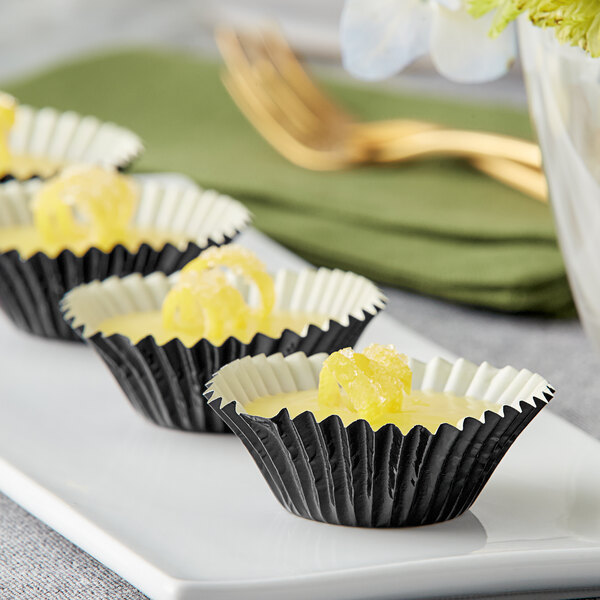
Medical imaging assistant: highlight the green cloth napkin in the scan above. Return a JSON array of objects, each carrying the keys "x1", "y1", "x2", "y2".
[{"x1": 4, "y1": 49, "x2": 573, "y2": 315}]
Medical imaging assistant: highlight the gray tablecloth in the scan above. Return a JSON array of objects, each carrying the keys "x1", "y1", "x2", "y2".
[{"x1": 2, "y1": 285, "x2": 600, "y2": 599}]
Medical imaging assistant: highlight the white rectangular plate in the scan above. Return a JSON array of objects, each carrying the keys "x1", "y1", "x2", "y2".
[{"x1": 2, "y1": 176, "x2": 600, "y2": 600}]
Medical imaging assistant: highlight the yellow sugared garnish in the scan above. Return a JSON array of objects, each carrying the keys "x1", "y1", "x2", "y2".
[
  {"x1": 0, "y1": 93, "x2": 16, "y2": 175},
  {"x1": 32, "y1": 166, "x2": 138, "y2": 252},
  {"x1": 318, "y1": 344, "x2": 412, "y2": 417},
  {"x1": 162, "y1": 245, "x2": 276, "y2": 342}
]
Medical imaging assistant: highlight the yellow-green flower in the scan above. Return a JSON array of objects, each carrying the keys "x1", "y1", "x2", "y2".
[{"x1": 469, "y1": 0, "x2": 600, "y2": 57}]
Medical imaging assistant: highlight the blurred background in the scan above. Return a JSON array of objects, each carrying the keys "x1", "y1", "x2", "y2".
[{"x1": 1, "y1": 0, "x2": 526, "y2": 104}]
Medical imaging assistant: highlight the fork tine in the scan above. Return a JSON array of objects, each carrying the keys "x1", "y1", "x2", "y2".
[
  {"x1": 239, "y1": 33, "x2": 329, "y2": 140},
  {"x1": 220, "y1": 70, "x2": 294, "y2": 157},
  {"x1": 259, "y1": 29, "x2": 352, "y2": 125},
  {"x1": 221, "y1": 69, "x2": 346, "y2": 171},
  {"x1": 217, "y1": 28, "x2": 323, "y2": 143}
]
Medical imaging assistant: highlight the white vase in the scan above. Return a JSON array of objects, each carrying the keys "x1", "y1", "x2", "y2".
[{"x1": 519, "y1": 19, "x2": 600, "y2": 349}]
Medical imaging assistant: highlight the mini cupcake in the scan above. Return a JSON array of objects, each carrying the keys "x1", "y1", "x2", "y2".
[
  {"x1": 0, "y1": 168, "x2": 250, "y2": 340},
  {"x1": 0, "y1": 92, "x2": 143, "y2": 182},
  {"x1": 205, "y1": 346, "x2": 554, "y2": 527},
  {"x1": 61, "y1": 245, "x2": 386, "y2": 433}
]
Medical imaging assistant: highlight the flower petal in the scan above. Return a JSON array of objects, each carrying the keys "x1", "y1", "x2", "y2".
[
  {"x1": 430, "y1": 5, "x2": 517, "y2": 83},
  {"x1": 340, "y1": 0, "x2": 432, "y2": 81}
]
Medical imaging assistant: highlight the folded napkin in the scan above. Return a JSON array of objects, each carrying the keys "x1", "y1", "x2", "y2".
[{"x1": 4, "y1": 49, "x2": 573, "y2": 315}]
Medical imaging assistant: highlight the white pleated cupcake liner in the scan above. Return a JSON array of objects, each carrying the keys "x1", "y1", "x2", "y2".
[
  {"x1": 205, "y1": 352, "x2": 554, "y2": 527},
  {"x1": 1, "y1": 105, "x2": 144, "y2": 182},
  {"x1": 61, "y1": 267, "x2": 386, "y2": 432},
  {"x1": 0, "y1": 178, "x2": 250, "y2": 339}
]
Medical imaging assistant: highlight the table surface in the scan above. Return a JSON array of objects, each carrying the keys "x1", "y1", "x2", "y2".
[{"x1": 1, "y1": 2, "x2": 598, "y2": 599}]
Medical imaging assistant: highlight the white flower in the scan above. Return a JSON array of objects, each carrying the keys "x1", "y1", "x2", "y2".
[{"x1": 340, "y1": 0, "x2": 517, "y2": 83}]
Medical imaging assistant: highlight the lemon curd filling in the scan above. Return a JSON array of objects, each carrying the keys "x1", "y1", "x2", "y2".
[
  {"x1": 0, "y1": 93, "x2": 16, "y2": 175},
  {"x1": 93, "y1": 245, "x2": 330, "y2": 346},
  {"x1": 95, "y1": 309, "x2": 329, "y2": 347},
  {"x1": 244, "y1": 388, "x2": 499, "y2": 433},
  {"x1": 0, "y1": 225, "x2": 187, "y2": 258},
  {"x1": 0, "y1": 93, "x2": 67, "y2": 179},
  {"x1": 0, "y1": 166, "x2": 188, "y2": 257},
  {"x1": 243, "y1": 344, "x2": 501, "y2": 432},
  {"x1": 2, "y1": 154, "x2": 67, "y2": 180}
]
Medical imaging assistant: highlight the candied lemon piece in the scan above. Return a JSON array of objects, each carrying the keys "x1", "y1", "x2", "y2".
[
  {"x1": 162, "y1": 244, "x2": 275, "y2": 342},
  {"x1": 32, "y1": 166, "x2": 138, "y2": 252},
  {"x1": 162, "y1": 268, "x2": 250, "y2": 341},
  {"x1": 362, "y1": 343, "x2": 412, "y2": 406},
  {"x1": 182, "y1": 245, "x2": 275, "y2": 317},
  {"x1": 0, "y1": 93, "x2": 16, "y2": 174},
  {"x1": 318, "y1": 344, "x2": 411, "y2": 417}
]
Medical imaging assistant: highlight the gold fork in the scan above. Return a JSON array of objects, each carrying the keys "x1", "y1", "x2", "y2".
[{"x1": 216, "y1": 28, "x2": 548, "y2": 202}]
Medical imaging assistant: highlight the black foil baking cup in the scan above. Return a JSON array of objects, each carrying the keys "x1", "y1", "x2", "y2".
[
  {"x1": 0, "y1": 178, "x2": 250, "y2": 340},
  {"x1": 205, "y1": 352, "x2": 554, "y2": 527},
  {"x1": 0, "y1": 104, "x2": 144, "y2": 183},
  {"x1": 61, "y1": 268, "x2": 386, "y2": 432}
]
